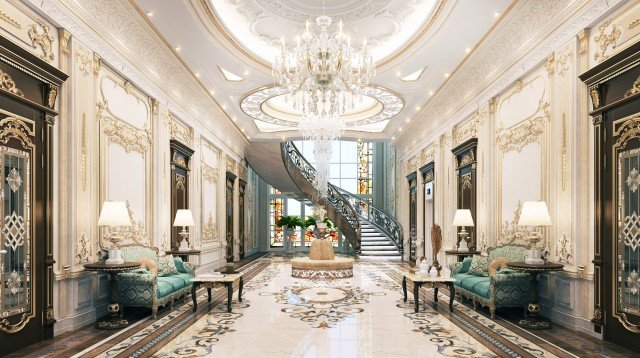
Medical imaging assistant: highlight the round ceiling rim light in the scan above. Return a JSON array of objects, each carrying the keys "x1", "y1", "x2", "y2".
[{"x1": 240, "y1": 85, "x2": 404, "y2": 127}]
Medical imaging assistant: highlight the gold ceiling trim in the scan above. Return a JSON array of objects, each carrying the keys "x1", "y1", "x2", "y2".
[{"x1": 198, "y1": 0, "x2": 448, "y2": 70}]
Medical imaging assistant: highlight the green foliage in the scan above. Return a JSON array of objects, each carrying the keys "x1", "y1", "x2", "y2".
[
  {"x1": 303, "y1": 216, "x2": 336, "y2": 230},
  {"x1": 276, "y1": 215, "x2": 304, "y2": 229}
]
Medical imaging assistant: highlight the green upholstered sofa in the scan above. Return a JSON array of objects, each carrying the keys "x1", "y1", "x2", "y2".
[
  {"x1": 114, "y1": 245, "x2": 196, "y2": 318},
  {"x1": 449, "y1": 245, "x2": 531, "y2": 318}
]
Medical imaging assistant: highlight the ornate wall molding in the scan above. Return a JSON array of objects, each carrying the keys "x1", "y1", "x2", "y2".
[
  {"x1": 0, "y1": 69, "x2": 25, "y2": 97},
  {"x1": 593, "y1": 19, "x2": 621, "y2": 62},
  {"x1": 202, "y1": 164, "x2": 218, "y2": 183},
  {"x1": 169, "y1": 113, "x2": 193, "y2": 145},
  {"x1": 201, "y1": 213, "x2": 218, "y2": 242},
  {"x1": 497, "y1": 201, "x2": 527, "y2": 246},
  {"x1": 578, "y1": 28, "x2": 589, "y2": 54},
  {"x1": 75, "y1": 232, "x2": 92, "y2": 263},
  {"x1": 74, "y1": 47, "x2": 91, "y2": 77},
  {"x1": 557, "y1": 46, "x2": 574, "y2": 77},
  {"x1": 96, "y1": 100, "x2": 152, "y2": 155},
  {"x1": 496, "y1": 101, "x2": 549, "y2": 153},
  {"x1": 561, "y1": 112, "x2": 568, "y2": 191},
  {"x1": 556, "y1": 232, "x2": 573, "y2": 263},
  {"x1": 59, "y1": 28, "x2": 70, "y2": 55},
  {"x1": 0, "y1": 8, "x2": 22, "y2": 29},
  {"x1": 28, "y1": 19, "x2": 55, "y2": 62},
  {"x1": 81, "y1": 112, "x2": 87, "y2": 191},
  {"x1": 545, "y1": 52, "x2": 555, "y2": 77}
]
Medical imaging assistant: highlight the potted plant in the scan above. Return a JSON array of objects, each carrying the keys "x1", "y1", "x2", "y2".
[
  {"x1": 276, "y1": 215, "x2": 303, "y2": 254},
  {"x1": 304, "y1": 216, "x2": 317, "y2": 241}
]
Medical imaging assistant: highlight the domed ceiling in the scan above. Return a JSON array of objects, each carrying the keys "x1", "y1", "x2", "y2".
[{"x1": 133, "y1": 0, "x2": 513, "y2": 140}]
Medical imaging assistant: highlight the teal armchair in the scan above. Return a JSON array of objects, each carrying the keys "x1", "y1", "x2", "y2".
[{"x1": 450, "y1": 245, "x2": 531, "y2": 318}]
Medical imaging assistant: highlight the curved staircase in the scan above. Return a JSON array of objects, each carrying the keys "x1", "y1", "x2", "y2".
[{"x1": 360, "y1": 220, "x2": 402, "y2": 259}]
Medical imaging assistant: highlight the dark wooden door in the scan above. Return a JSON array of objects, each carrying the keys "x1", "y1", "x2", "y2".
[
  {"x1": 238, "y1": 180, "x2": 246, "y2": 259},
  {"x1": 170, "y1": 140, "x2": 193, "y2": 250},
  {"x1": 0, "y1": 35, "x2": 67, "y2": 355},
  {"x1": 407, "y1": 172, "x2": 417, "y2": 263},
  {"x1": 226, "y1": 173, "x2": 235, "y2": 262},
  {"x1": 452, "y1": 139, "x2": 478, "y2": 250}
]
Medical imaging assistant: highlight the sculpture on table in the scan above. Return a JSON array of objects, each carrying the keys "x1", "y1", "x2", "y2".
[
  {"x1": 431, "y1": 224, "x2": 443, "y2": 277},
  {"x1": 308, "y1": 206, "x2": 335, "y2": 260}
]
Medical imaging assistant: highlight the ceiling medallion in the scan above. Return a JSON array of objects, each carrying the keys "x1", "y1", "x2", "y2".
[{"x1": 241, "y1": 85, "x2": 403, "y2": 127}]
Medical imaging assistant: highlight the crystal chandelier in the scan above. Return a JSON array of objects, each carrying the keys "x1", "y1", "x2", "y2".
[
  {"x1": 272, "y1": 15, "x2": 376, "y2": 119},
  {"x1": 272, "y1": 14, "x2": 375, "y2": 196}
]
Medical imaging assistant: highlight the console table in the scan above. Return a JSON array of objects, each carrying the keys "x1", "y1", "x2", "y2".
[
  {"x1": 191, "y1": 272, "x2": 244, "y2": 313},
  {"x1": 165, "y1": 249, "x2": 201, "y2": 263},
  {"x1": 445, "y1": 249, "x2": 480, "y2": 262},
  {"x1": 507, "y1": 261, "x2": 564, "y2": 330},
  {"x1": 83, "y1": 261, "x2": 141, "y2": 329},
  {"x1": 402, "y1": 273, "x2": 456, "y2": 313}
]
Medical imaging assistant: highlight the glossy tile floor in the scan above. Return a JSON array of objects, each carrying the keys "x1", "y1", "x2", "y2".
[{"x1": 10, "y1": 256, "x2": 637, "y2": 357}]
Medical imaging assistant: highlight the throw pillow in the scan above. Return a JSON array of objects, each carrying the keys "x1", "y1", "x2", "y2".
[
  {"x1": 488, "y1": 257, "x2": 508, "y2": 276},
  {"x1": 158, "y1": 255, "x2": 179, "y2": 276},
  {"x1": 139, "y1": 257, "x2": 158, "y2": 275},
  {"x1": 467, "y1": 255, "x2": 490, "y2": 276}
]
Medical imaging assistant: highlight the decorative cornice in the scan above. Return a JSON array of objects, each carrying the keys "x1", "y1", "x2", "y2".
[
  {"x1": 496, "y1": 101, "x2": 549, "y2": 153},
  {"x1": 395, "y1": 0, "x2": 621, "y2": 159}
]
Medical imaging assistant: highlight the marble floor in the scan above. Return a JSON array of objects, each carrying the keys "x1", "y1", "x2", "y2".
[{"x1": 10, "y1": 257, "x2": 637, "y2": 357}]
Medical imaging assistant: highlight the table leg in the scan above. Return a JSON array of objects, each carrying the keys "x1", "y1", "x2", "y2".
[
  {"x1": 517, "y1": 271, "x2": 551, "y2": 330},
  {"x1": 402, "y1": 276, "x2": 408, "y2": 302},
  {"x1": 238, "y1": 276, "x2": 244, "y2": 302},
  {"x1": 192, "y1": 282, "x2": 198, "y2": 313},
  {"x1": 96, "y1": 272, "x2": 129, "y2": 330},
  {"x1": 449, "y1": 284, "x2": 455, "y2": 312},
  {"x1": 413, "y1": 282, "x2": 420, "y2": 313},
  {"x1": 227, "y1": 282, "x2": 233, "y2": 313},
  {"x1": 207, "y1": 287, "x2": 212, "y2": 302},
  {"x1": 434, "y1": 286, "x2": 439, "y2": 302}
]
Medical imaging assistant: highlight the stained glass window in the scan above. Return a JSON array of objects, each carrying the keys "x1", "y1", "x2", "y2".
[
  {"x1": 357, "y1": 142, "x2": 373, "y2": 195},
  {"x1": 269, "y1": 197, "x2": 284, "y2": 247}
]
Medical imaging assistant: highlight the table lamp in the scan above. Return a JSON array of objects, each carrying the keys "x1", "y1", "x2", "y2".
[
  {"x1": 98, "y1": 201, "x2": 132, "y2": 264},
  {"x1": 173, "y1": 209, "x2": 195, "y2": 251},
  {"x1": 518, "y1": 201, "x2": 552, "y2": 265},
  {"x1": 452, "y1": 209, "x2": 474, "y2": 252}
]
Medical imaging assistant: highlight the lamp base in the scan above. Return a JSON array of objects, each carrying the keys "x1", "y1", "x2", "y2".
[
  {"x1": 525, "y1": 249, "x2": 544, "y2": 265},
  {"x1": 178, "y1": 239, "x2": 190, "y2": 252},
  {"x1": 457, "y1": 240, "x2": 469, "y2": 252},
  {"x1": 106, "y1": 249, "x2": 124, "y2": 265}
]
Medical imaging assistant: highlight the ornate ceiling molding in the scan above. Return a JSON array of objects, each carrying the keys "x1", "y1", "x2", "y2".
[
  {"x1": 240, "y1": 85, "x2": 403, "y2": 127},
  {"x1": 27, "y1": 0, "x2": 246, "y2": 158},
  {"x1": 396, "y1": 0, "x2": 623, "y2": 159}
]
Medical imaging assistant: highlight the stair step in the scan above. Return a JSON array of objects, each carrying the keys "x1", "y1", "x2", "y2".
[
  {"x1": 361, "y1": 241, "x2": 394, "y2": 246},
  {"x1": 362, "y1": 232, "x2": 384, "y2": 236},
  {"x1": 360, "y1": 245, "x2": 398, "y2": 251},
  {"x1": 360, "y1": 251, "x2": 401, "y2": 256},
  {"x1": 359, "y1": 255, "x2": 402, "y2": 260}
]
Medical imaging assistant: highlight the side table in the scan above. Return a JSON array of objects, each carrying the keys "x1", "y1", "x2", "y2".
[
  {"x1": 191, "y1": 272, "x2": 244, "y2": 313},
  {"x1": 445, "y1": 249, "x2": 480, "y2": 262},
  {"x1": 165, "y1": 249, "x2": 201, "y2": 263},
  {"x1": 506, "y1": 261, "x2": 564, "y2": 330},
  {"x1": 402, "y1": 273, "x2": 456, "y2": 312},
  {"x1": 83, "y1": 261, "x2": 141, "y2": 330}
]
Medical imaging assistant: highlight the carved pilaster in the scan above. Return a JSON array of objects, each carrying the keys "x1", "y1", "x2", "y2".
[{"x1": 59, "y1": 29, "x2": 71, "y2": 56}]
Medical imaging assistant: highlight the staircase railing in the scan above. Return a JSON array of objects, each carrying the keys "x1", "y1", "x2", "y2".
[
  {"x1": 336, "y1": 188, "x2": 404, "y2": 254},
  {"x1": 281, "y1": 142, "x2": 361, "y2": 253}
]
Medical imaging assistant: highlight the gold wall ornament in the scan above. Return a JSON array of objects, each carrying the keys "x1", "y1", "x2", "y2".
[
  {"x1": 0, "y1": 69, "x2": 25, "y2": 97},
  {"x1": 123, "y1": 81, "x2": 133, "y2": 94},
  {"x1": 202, "y1": 164, "x2": 218, "y2": 183},
  {"x1": 168, "y1": 113, "x2": 193, "y2": 144},
  {"x1": 489, "y1": 97, "x2": 497, "y2": 113},
  {"x1": 454, "y1": 113, "x2": 482, "y2": 145},
  {"x1": 151, "y1": 99, "x2": 159, "y2": 116},
  {"x1": 28, "y1": 20, "x2": 55, "y2": 62},
  {"x1": 561, "y1": 113, "x2": 568, "y2": 191},
  {"x1": 172, "y1": 152, "x2": 186, "y2": 167},
  {"x1": 59, "y1": 29, "x2": 71, "y2": 55},
  {"x1": 625, "y1": 75, "x2": 640, "y2": 98},
  {"x1": 226, "y1": 156, "x2": 236, "y2": 173},
  {"x1": 81, "y1": 113, "x2": 87, "y2": 191},
  {"x1": 0, "y1": 9, "x2": 22, "y2": 29},
  {"x1": 514, "y1": 80, "x2": 523, "y2": 93},
  {"x1": 45, "y1": 307, "x2": 55, "y2": 321},
  {"x1": 46, "y1": 87, "x2": 58, "y2": 109},
  {"x1": 497, "y1": 201, "x2": 527, "y2": 246},
  {"x1": 97, "y1": 101, "x2": 152, "y2": 155},
  {"x1": 496, "y1": 101, "x2": 548, "y2": 153},
  {"x1": 75, "y1": 232, "x2": 92, "y2": 263},
  {"x1": 577, "y1": 29, "x2": 589, "y2": 54},
  {"x1": 0, "y1": 313, "x2": 33, "y2": 333},
  {"x1": 593, "y1": 20, "x2": 621, "y2": 63},
  {"x1": 175, "y1": 173, "x2": 186, "y2": 191},
  {"x1": 557, "y1": 47, "x2": 573, "y2": 78},
  {"x1": 555, "y1": 232, "x2": 573, "y2": 263},
  {"x1": 202, "y1": 213, "x2": 218, "y2": 242},
  {"x1": 590, "y1": 87, "x2": 601, "y2": 109},
  {"x1": 629, "y1": 18, "x2": 640, "y2": 29},
  {"x1": 74, "y1": 48, "x2": 91, "y2": 77},
  {"x1": 477, "y1": 232, "x2": 488, "y2": 252},
  {"x1": 0, "y1": 116, "x2": 35, "y2": 148},
  {"x1": 406, "y1": 156, "x2": 417, "y2": 174},
  {"x1": 92, "y1": 52, "x2": 102, "y2": 75},
  {"x1": 545, "y1": 52, "x2": 555, "y2": 77},
  {"x1": 461, "y1": 173, "x2": 472, "y2": 190}
]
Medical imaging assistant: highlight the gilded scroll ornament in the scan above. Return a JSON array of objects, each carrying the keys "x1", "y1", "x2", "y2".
[
  {"x1": 75, "y1": 232, "x2": 92, "y2": 263},
  {"x1": 59, "y1": 29, "x2": 70, "y2": 55},
  {"x1": 97, "y1": 101, "x2": 151, "y2": 154},
  {"x1": 0, "y1": 313, "x2": 33, "y2": 333},
  {"x1": 557, "y1": 47, "x2": 573, "y2": 78},
  {"x1": 92, "y1": 53, "x2": 101, "y2": 75},
  {"x1": 625, "y1": 75, "x2": 640, "y2": 98},
  {"x1": 175, "y1": 174, "x2": 186, "y2": 191},
  {"x1": 46, "y1": 87, "x2": 57, "y2": 109},
  {"x1": 74, "y1": 48, "x2": 91, "y2": 77},
  {"x1": 202, "y1": 164, "x2": 218, "y2": 183},
  {"x1": 172, "y1": 152, "x2": 186, "y2": 167},
  {"x1": 0, "y1": 9, "x2": 22, "y2": 29},
  {"x1": 590, "y1": 87, "x2": 601, "y2": 109},
  {"x1": 514, "y1": 80, "x2": 523, "y2": 93},
  {"x1": 0, "y1": 70, "x2": 24, "y2": 97},
  {"x1": 104, "y1": 201, "x2": 150, "y2": 248},
  {"x1": 3, "y1": 211, "x2": 25, "y2": 251},
  {"x1": 496, "y1": 101, "x2": 548, "y2": 153},
  {"x1": 202, "y1": 214, "x2": 218, "y2": 242},
  {"x1": 489, "y1": 97, "x2": 497, "y2": 113},
  {"x1": 81, "y1": 114, "x2": 87, "y2": 191},
  {"x1": 555, "y1": 232, "x2": 573, "y2": 263},
  {"x1": 406, "y1": 156, "x2": 417, "y2": 173},
  {"x1": 561, "y1": 113, "x2": 568, "y2": 191},
  {"x1": 628, "y1": 168, "x2": 640, "y2": 193},
  {"x1": 545, "y1": 53, "x2": 555, "y2": 77},
  {"x1": 28, "y1": 20, "x2": 55, "y2": 62},
  {"x1": 461, "y1": 173, "x2": 472, "y2": 190},
  {"x1": 577, "y1": 29, "x2": 589, "y2": 54},
  {"x1": 6, "y1": 270, "x2": 21, "y2": 295},
  {"x1": 593, "y1": 20, "x2": 620, "y2": 63},
  {"x1": 498, "y1": 201, "x2": 526, "y2": 246},
  {"x1": 622, "y1": 211, "x2": 640, "y2": 251},
  {"x1": 169, "y1": 114, "x2": 193, "y2": 144}
]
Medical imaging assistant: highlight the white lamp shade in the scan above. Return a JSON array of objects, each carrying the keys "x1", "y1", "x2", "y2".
[
  {"x1": 97, "y1": 201, "x2": 132, "y2": 227},
  {"x1": 452, "y1": 209, "x2": 474, "y2": 227},
  {"x1": 518, "y1": 201, "x2": 552, "y2": 226},
  {"x1": 173, "y1": 209, "x2": 195, "y2": 227}
]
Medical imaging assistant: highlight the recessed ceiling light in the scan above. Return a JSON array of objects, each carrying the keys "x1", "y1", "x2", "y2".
[
  {"x1": 243, "y1": 70, "x2": 249, "y2": 76},
  {"x1": 396, "y1": 71, "x2": 402, "y2": 77},
  {"x1": 405, "y1": 118, "x2": 410, "y2": 123},
  {"x1": 222, "y1": 104, "x2": 227, "y2": 110},
  {"x1": 392, "y1": 136, "x2": 396, "y2": 140},
  {"x1": 494, "y1": 12, "x2": 500, "y2": 17},
  {"x1": 429, "y1": 91, "x2": 434, "y2": 96},
  {"x1": 195, "y1": 72, "x2": 200, "y2": 77},
  {"x1": 444, "y1": 73, "x2": 450, "y2": 78},
  {"x1": 465, "y1": 48, "x2": 471, "y2": 53},
  {"x1": 218, "y1": 66, "x2": 244, "y2": 82},
  {"x1": 401, "y1": 67, "x2": 426, "y2": 82},
  {"x1": 241, "y1": 128, "x2": 245, "y2": 132},
  {"x1": 210, "y1": 89, "x2": 215, "y2": 95},
  {"x1": 146, "y1": 11, "x2": 153, "y2": 17},
  {"x1": 416, "y1": 106, "x2": 421, "y2": 111},
  {"x1": 232, "y1": 117, "x2": 236, "y2": 122},
  {"x1": 175, "y1": 46, "x2": 181, "y2": 52},
  {"x1": 398, "y1": 127, "x2": 403, "y2": 131}
]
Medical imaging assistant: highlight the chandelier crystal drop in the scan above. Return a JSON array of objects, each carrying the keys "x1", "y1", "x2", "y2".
[{"x1": 272, "y1": 15, "x2": 376, "y2": 119}]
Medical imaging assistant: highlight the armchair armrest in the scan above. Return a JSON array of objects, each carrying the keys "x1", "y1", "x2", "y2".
[
  {"x1": 114, "y1": 272, "x2": 157, "y2": 306},
  {"x1": 117, "y1": 271, "x2": 157, "y2": 284},
  {"x1": 491, "y1": 272, "x2": 531, "y2": 306},
  {"x1": 174, "y1": 258, "x2": 196, "y2": 276},
  {"x1": 491, "y1": 272, "x2": 530, "y2": 284},
  {"x1": 450, "y1": 262, "x2": 462, "y2": 275}
]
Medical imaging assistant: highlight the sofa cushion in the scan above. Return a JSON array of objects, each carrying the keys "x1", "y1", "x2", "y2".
[
  {"x1": 454, "y1": 273, "x2": 489, "y2": 292},
  {"x1": 459, "y1": 257, "x2": 473, "y2": 274},
  {"x1": 474, "y1": 280, "x2": 491, "y2": 299},
  {"x1": 488, "y1": 245, "x2": 527, "y2": 263},
  {"x1": 121, "y1": 246, "x2": 159, "y2": 264},
  {"x1": 467, "y1": 255, "x2": 490, "y2": 276},
  {"x1": 158, "y1": 255, "x2": 180, "y2": 276},
  {"x1": 174, "y1": 273, "x2": 195, "y2": 287},
  {"x1": 158, "y1": 276, "x2": 186, "y2": 291},
  {"x1": 156, "y1": 280, "x2": 175, "y2": 298}
]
